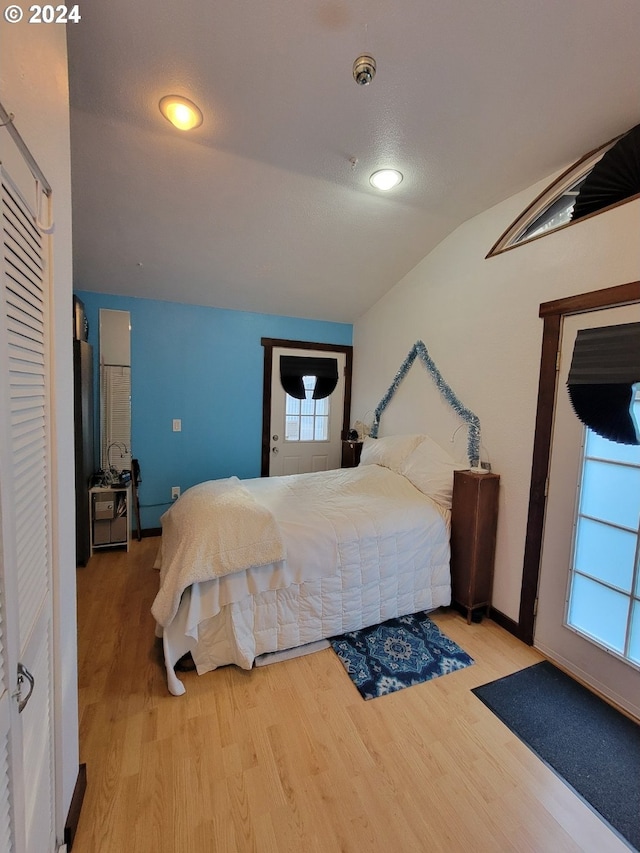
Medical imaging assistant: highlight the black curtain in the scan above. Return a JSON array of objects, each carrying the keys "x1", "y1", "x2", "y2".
[
  {"x1": 571, "y1": 123, "x2": 640, "y2": 221},
  {"x1": 567, "y1": 323, "x2": 640, "y2": 445},
  {"x1": 280, "y1": 355, "x2": 338, "y2": 399}
]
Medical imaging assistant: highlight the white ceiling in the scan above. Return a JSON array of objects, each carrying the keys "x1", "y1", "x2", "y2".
[{"x1": 67, "y1": 0, "x2": 640, "y2": 323}]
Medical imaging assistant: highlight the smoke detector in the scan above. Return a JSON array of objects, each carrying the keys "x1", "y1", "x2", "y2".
[{"x1": 353, "y1": 55, "x2": 376, "y2": 86}]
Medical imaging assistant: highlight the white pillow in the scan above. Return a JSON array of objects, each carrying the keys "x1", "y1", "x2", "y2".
[
  {"x1": 359, "y1": 434, "x2": 425, "y2": 472},
  {"x1": 398, "y1": 434, "x2": 466, "y2": 509}
]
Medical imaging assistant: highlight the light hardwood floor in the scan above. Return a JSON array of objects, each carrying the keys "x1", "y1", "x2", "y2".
[{"x1": 74, "y1": 539, "x2": 628, "y2": 852}]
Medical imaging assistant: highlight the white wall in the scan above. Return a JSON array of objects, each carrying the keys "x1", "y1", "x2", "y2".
[
  {"x1": 353, "y1": 179, "x2": 640, "y2": 622},
  {"x1": 1, "y1": 20, "x2": 78, "y2": 832}
]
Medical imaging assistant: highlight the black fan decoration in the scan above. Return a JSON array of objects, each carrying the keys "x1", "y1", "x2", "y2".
[
  {"x1": 571, "y1": 123, "x2": 640, "y2": 221},
  {"x1": 566, "y1": 323, "x2": 640, "y2": 445}
]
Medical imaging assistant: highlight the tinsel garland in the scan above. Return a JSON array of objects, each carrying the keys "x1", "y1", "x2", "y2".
[{"x1": 370, "y1": 340, "x2": 481, "y2": 466}]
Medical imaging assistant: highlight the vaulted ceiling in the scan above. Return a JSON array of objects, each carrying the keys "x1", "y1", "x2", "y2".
[{"x1": 67, "y1": 1, "x2": 640, "y2": 322}]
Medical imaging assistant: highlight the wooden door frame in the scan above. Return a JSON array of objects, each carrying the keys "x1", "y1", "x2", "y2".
[
  {"x1": 517, "y1": 280, "x2": 640, "y2": 644},
  {"x1": 260, "y1": 338, "x2": 353, "y2": 477}
]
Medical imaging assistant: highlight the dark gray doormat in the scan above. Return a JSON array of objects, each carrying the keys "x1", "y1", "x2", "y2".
[{"x1": 472, "y1": 661, "x2": 640, "y2": 851}]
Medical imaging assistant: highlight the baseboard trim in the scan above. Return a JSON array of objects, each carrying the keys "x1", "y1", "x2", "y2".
[
  {"x1": 489, "y1": 606, "x2": 526, "y2": 642},
  {"x1": 64, "y1": 763, "x2": 87, "y2": 850},
  {"x1": 141, "y1": 527, "x2": 162, "y2": 538}
]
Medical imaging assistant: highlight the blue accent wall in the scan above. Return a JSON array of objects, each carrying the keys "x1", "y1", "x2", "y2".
[{"x1": 76, "y1": 292, "x2": 352, "y2": 529}]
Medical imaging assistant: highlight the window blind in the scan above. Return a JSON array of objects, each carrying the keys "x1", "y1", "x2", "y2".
[
  {"x1": 567, "y1": 322, "x2": 640, "y2": 444},
  {"x1": 100, "y1": 364, "x2": 131, "y2": 470}
]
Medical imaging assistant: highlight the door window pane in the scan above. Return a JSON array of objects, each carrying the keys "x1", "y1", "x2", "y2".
[
  {"x1": 285, "y1": 416, "x2": 299, "y2": 441},
  {"x1": 567, "y1": 574, "x2": 629, "y2": 654},
  {"x1": 284, "y1": 375, "x2": 331, "y2": 442},
  {"x1": 315, "y1": 396, "x2": 329, "y2": 416},
  {"x1": 580, "y1": 459, "x2": 640, "y2": 530},
  {"x1": 300, "y1": 416, "x2": 314, "y2": 441},
  {"x1": 303, "y1": 375, "x2": 317, "y2": 395},
  {"x1": 586, "y1": 427, "x2": 640, "y2": 465},
  {"x1": 574, "y1": 518, "x2": 636, "y2": 593},
  {"x1": 568, "y1": 411, "x2": 640, "y2": 668},
  {"x1": 286, "y1": 397, "x2": 300, "y2": 416},
  {"x1": 314, "y1": 416, "x2": 328, "y2": 440}
]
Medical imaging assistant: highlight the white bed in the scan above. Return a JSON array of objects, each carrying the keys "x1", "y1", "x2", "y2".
[{"x1": 153, "y1": 433, "x2": 464, "y2": 695}]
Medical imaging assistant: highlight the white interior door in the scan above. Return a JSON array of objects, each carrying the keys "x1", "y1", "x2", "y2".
[
  {"x1": 0, "y1": 158, "x2": 56, "y2": 850},
  {"x1": 0, "y1": 484, "x2": 26, "y2": 852},
  {"x1": 535, "y1": 304, "x2": 640, "y2": 719},
  {"x1": 269, "y1": 347, "x2": 345, "y2": 476}
]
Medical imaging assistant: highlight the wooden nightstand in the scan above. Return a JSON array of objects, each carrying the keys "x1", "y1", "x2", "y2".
[
  {"x1": 341, "y1": 440, "x2": 363, "y2": 468},
  {"x1": 450, "y1": 470, "x2": 500, "y2": 623}
]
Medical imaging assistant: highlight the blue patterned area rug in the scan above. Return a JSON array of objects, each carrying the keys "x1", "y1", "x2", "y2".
[{"x1": 330, "y1": 612, "x2": 474, "y2": 699}]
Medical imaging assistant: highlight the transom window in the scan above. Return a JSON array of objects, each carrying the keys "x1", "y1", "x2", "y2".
[
  {"x1": 487, "y1": 135, "x2": 620, "y2": 256},
  {"x1": 567, "y1": 387, "x2": 640, "y2": 667},
  {"x1": 515, "y1": 174, "x2": 588, "y2": 243},
  {"x1": 285, "y1": 376, "x2": 330, "y2": 441}
]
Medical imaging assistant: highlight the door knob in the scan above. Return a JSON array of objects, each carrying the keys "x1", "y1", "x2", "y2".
[{"x1": 272, "y1": 447, "x2": 279, "y2": 454}]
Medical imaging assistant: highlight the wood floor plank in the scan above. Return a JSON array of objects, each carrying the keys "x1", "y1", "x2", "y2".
[{"x1": 73, "y1": 538, "x2": 630, "y2": 852}]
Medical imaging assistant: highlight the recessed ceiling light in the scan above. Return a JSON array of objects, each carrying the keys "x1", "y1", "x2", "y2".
[
  {"x1": 370, "y1": 169, "x2": 403, "y2": 191},
  {"x1": 159, "y1": 95, "x2": 203, "y2": 131}
]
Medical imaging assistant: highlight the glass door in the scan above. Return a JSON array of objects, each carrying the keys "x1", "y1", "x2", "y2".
[
  {"x1": 535, "y1": 305, "x2": 640, "y2": 719},
  {"x1": 566, "y1": 398, "x2": 640, "y2": 666}
]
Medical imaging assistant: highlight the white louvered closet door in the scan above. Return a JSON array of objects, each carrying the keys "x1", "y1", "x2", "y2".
[{"x1": 0, "y1": 164, "x2": 56, "y2": 851}]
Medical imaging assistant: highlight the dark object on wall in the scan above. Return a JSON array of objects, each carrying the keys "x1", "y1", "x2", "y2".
[
  {"x1": 566, "y1": 322, "x2": 640, "y2": 445},
  {"x1": 73, "y1": 294, "x2": 89, "y2": 341},
  {"x1": 74, "y1": 339, "x2": 95, "y2": 565},
  {"x1": 571, "y1": 123, "x2": 640, "y2": 221},
  {"x1": 279, "y1": 355, "x2": 339, "y2": 399},
  {"x1": 131, "y1": 458, "x2": 142, "y2": 541}
]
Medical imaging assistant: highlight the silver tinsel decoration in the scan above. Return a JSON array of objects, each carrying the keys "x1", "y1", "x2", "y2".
[{"x1": 370, "y1": 340, "x2": 481, "y2": 466}]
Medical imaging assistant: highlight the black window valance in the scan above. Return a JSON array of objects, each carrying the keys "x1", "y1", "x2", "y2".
[
  {"x1": 280, "y1": 355, "x2": 338, "y2": 400},
  {"x1": 567, "y1": 322, "x2": 640, "y2": 445}
]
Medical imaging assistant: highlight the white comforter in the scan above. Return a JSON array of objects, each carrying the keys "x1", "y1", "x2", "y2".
[
  {"x1": 155, "y1": 465, "x2": 451, "y2": 695},
  {"x1": 152, "y1": 477, "x2": 287, "y2": 627}
]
